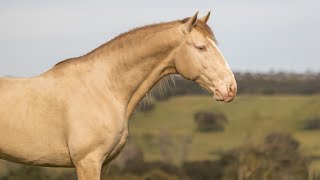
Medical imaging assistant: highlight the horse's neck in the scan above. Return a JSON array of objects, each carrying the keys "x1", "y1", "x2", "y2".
[{"x1": 89, "y1": 25, "x2": 182, "y2": 118}]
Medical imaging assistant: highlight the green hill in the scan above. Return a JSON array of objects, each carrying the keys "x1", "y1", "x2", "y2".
[
  {"x1": 129, "y1": 95, "x2": 320, "y2": 164},
  {"x1": 1, "y1": 95, "x2": 320, "y2": 179}
]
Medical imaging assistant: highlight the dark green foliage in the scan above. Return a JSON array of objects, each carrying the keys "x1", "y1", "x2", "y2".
[
  {"x1": 111, "y1": 142, "x2": 145, "y2": 175},
  {"x1": 313, "y1": 172, "x2": 320, "y2": 180},
  {"x1": 139, "y1": 102, "x2": 155, "y2": 112},
  {"x1": 172, "y1": 77, "x2": 209, "y2": 96},
  {"x1": 0, "y1": 132, "x2": 311, "y2": 180},
  {"x1": 152, "y1": 90, "x2": 174, "y2": 101},
  {"x1": 143, "y1": 169, "x2": 180, "y2": 180},
  {"x1": 194, "y1": 111, "x2": 227, "y2": 132},
  {"x1": 166, "y1": 72, "x2": 320, "y2": 97},
  {"x1": 182, "y1": 161, "x2": 223, "y2": 180},
  {"x1": 302, "y1": 117, "x2": 320, "y2": 130},
  {"x1": 0, "y1": 165, "x2": 76, "y2": 180},
  {"x1": 111, "y1": 142, "x2": 183, "y2": 177},
  {"x1": 234, "y1": 72, "x2": 320, "y2": 95},
  {"x1": 119, "y1": 161, "x2": 181, "y2": 177},
  {"x1": 220, "y1": 132, "x2": 309, "y2": 180}
]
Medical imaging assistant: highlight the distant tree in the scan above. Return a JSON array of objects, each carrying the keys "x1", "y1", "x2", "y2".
[
  {"x1": 158, "y1": 129, "x2": 174, "y2": 164},
  {"x1": 301, "y1": 117, "x2": 320, "y2": 130},
  {"x1": 183, "y1": 160, "x2": 223, "y2": 180},
  {"x1": 220, "y1": 132, "x2": 309, "y2": 180},
  {"x1": 114, "y1": 141, "x2": 144, "y2": 169},
  {"x1": 139, "y1": 102, "x2": 155, "y2": 112},
  {"x1": 180, "y1": 135, "x2": 193, "y2": 164},
  {"x1": 194, "y1": 111, "x2": 228, "y2": 132},
  {"x1": 143, "y1": 169, "x2": 179, "y2": 180}
]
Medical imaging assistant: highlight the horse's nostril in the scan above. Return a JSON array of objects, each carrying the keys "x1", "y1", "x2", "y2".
[{"x1": 229, "y1": 84, "x2": 236, "y2": 96}]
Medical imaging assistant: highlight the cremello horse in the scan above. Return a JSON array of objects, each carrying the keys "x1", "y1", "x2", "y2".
[{"x1": 0, "y1": 12, "x2": 237, "y2": 179}]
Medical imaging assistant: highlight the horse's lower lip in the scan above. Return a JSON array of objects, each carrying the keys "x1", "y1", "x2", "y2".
[
  {"x1": 224, "y1": 96, "x2": 235, "y2": 102},
  {"x1": 215, "y1": 97, "x2": 224, "y2": 102},
  {"x1": 214, "y1": 90, "x2": 235, "y2": 103},
  {"x1": 214, "y1": 89, "x2": 224, "y2": 100},
  {"x1": 214, "y1": 95, "x2": 234, "y2": 102},
  {"x1": 204, "y1": 84, "x2": 233, "y2": 102}
]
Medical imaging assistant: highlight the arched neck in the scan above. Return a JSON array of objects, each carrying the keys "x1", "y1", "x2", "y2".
[{"x1": 89, "y1": 25, "x2": 183, "y2": 119}]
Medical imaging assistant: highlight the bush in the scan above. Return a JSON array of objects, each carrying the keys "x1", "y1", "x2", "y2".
[
  {"x1": 194, "y1": 111, "x2": 228, "y2": 132},
  {"x1": 113, "y1": 142, "x2": 145, "y2": 174},
  {"x1": 0, "y1": 165, "x2": 76, "y2": 180},
  {"x1": 312, "y1": 171, "x2": 320, "y2": 180},
  {"x1": 301, "y1": 117, "x2": 320, "y2": 130},
  {"x1": 139, "y1": 102, "x2": 155, "y2": 112},
  {"x1": 107, "y1": 174, "x2": 142, "y2": 180},
  {"x1": 220, "y1": 132, "x2": 309, "y2": 180},
  {"x1": 143, "y1": 169, "x2": 180, "y2": 180},
  {"x1": 143, "y1": 161, "x2": 181, "y2": 176},
  {"x1": 183, "y1": 160, "x2": 223, "y2": 180}
]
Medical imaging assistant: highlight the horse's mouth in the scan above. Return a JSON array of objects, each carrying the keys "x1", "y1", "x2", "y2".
[
  {"x1": 198, "y1": 83, "x2": 235, "y2": 103},
  {"x1": 198, "y1": 83, "x2": 222, "y2": 101}
]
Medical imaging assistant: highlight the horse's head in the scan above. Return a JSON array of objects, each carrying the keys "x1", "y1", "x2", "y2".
[{"x1": 174, "y1": 12, "x2": 237, "y2": 102}]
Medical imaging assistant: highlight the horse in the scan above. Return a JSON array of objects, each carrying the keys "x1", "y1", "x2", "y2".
[{"x1": 0, "y1": 12, "x2": 237, "y2": 179}]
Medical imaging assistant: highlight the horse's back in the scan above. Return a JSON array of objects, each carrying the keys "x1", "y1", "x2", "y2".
[
  {"x1": 0, "y1": 77, "x2": 30, "y2": 107},
  {"x1": 0, "y1": 76, "x2": 73, "y2": 167}
]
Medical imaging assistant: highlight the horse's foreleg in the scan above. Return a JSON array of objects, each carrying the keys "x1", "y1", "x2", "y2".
[{"x1": 74, "y1": 154, "x2": 103, "y2": 180}]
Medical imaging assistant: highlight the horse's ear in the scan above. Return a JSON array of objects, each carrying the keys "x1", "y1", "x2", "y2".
[
  {"x1": 183, "y1": 11, "x2": 199, "y2": 34},
  {"x1": 200, "y1": 11, "x2": 211, "y2": 23}
]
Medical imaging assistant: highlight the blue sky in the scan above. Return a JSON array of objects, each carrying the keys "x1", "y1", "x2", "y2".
[{"x1": 0, "y1": 0, "x2": 319, "y2": 76}]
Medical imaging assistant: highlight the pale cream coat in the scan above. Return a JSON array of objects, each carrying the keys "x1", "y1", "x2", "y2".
[{"x1": 0, "y1": 12, "x2": 236, "y2": 179}]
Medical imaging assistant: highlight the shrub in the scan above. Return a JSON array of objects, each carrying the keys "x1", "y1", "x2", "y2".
[
  {"x1": 107, "y1": 174, "x2": 142, "y2": 180},
  {"x1": 113, "y1": 142, "x2": 144, "y2": 173},
  {"x1": 139, "y1": 102, "x2": 155, "y2": 112},
  {"x1": 143, "y1": 169, "x2": 180, "y2": 180},
  {"x1": 312, "y1": 171, "x2": 320, "y2": 180},
  {"x1": 183, "y1": 160, "x2": 223, "y2": 180},
  {"x1": 111, "y1": 160, "x2": 183, "y2": 178},
  {"x1": 0, "y1": 165, "x2": 76, "y2": 180},
  {"x1": 143, "y1": 161, "x2": 181, "y2": 176},
  {"x1": 158, "y1": 129, "x2": 174, "y2": 164},
  {"x1": 194, "y1": 111, "x2": 228, "y2": 132},
  {"x1": 301, "y1": 117, "x2": 320, "y2": 130},
  {"x1": 220, "y1": 132, "x2": 309, "y2": 180}
]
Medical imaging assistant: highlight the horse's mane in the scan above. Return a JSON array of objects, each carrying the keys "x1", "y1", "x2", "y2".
[
  {"x1": 139, "y1": 75, "x2": 176, "y2": 108},
  {"x1": 53, "y1": 16, "x2": 217, "y2": 106},
  {"x1": 54, "y1": 17, "x2": 216, "y2": 67},
  {"x1": 101, "y1": 18, "x2": 216, "y2": 50}
]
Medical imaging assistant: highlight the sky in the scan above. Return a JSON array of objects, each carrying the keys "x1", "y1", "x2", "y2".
[{"x1": 0, "y1": 0, "x2": 319, "y2": 77}]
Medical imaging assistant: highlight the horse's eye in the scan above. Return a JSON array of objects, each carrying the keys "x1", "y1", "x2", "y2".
[{"x1": 196, "y1": 45, "x2": 207, "y2": 51}]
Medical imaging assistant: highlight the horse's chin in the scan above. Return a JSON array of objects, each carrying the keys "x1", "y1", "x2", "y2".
[
  {"x1": 213, "y1": 93, "x2": 235, "y2": 103},
  {"x1": 213, "y1": 95, "x2": 224, "y2": 102},
  {"x1": 213, "y1": 93, "x2": 222, "y2": 101},
  {"x1": 213, "y1": 95, "x2": 234, "y2": 103}
]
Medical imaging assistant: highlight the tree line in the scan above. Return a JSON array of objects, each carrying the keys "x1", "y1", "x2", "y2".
[{"x1": 157, "y1": 72, "x2": 320, "y2": 99}]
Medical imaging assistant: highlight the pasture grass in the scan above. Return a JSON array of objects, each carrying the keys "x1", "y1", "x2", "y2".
[
  {"x1": 1, "y1": 95, "x2": 320, "y2": 178},
  {"x1": 129, "y1": 95, "x2": 320, "y2": 166}
]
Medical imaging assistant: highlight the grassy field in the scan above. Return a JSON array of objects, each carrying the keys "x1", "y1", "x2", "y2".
[
  {"x1": 129, "y1": 95, "x2": 320, "y2": 165},
  {"x1": 1, "y1": 94, "x2": 320, "y2": 179}
]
